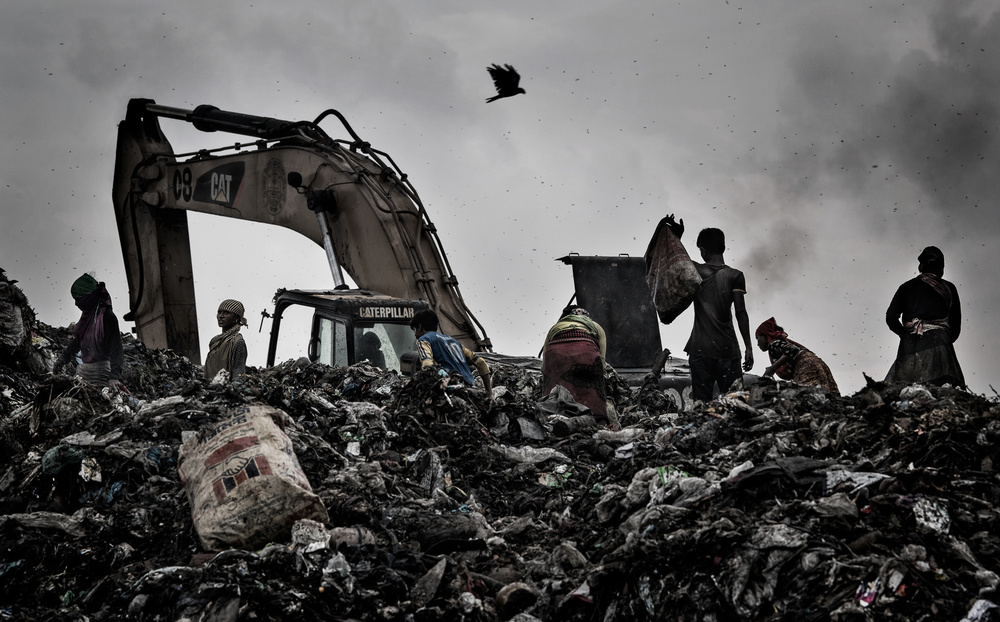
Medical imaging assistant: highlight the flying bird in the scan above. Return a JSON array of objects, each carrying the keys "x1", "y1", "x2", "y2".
[{"x1": 485, "y1": 64, "x2": 526, "y2": 103}]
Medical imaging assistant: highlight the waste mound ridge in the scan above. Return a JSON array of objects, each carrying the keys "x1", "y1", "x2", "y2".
[{"x1": 2, "y1": 267, "x2": 999, "y2": 621}]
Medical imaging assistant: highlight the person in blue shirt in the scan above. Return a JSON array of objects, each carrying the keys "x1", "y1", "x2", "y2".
[{"x1": 410, "y1": 309, "x2": 493, "y2": 400}]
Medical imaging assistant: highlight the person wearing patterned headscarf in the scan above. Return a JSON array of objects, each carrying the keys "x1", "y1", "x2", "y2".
[
  {"x1": 755, "y1": 317, "x2": 839, "y2": 395},
  {"x1": 204, "y1": 299, "x2": 248, "y2": 381},
  {"x1": 884, "y1": 246, "x2": 964, "y2": 386},
  {"x1": 53, "y1": 273, "x2": 125, "y2": 390}
]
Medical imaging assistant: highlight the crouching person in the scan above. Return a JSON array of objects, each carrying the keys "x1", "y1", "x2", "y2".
[
  {"x1": 540, "y1": 305, "x2": 610, "y2": 421},
  {"x1": 410, "y1": 309, "x2": 493, "y2": 401}
]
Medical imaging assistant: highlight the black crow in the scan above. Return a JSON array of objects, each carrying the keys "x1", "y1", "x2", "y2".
[{"x1": 486, "y1": 64, "x2": 526, "y2": 103}]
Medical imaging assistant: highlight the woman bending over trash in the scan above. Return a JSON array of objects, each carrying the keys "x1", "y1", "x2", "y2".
[
  {"x1": 204, "y1": 299, "x2": 248, "y2": 382},
  {"x1": 540, "y1": 305, "x2": 610, "y2": 419},
  {"x1": 755, "y1": 317, "x2": 839, "y2": 395},
  {"x1": 53, "y1": 273, "x2": 125, "y2": 391}
]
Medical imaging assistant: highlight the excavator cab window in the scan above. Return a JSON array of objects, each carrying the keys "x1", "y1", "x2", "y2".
[
  {"x1": 353, "y1": 322, "x2": 416, "y2": 373},
  {"x1": 315, "y1": 316, "x2": 349, "y2": 367}
]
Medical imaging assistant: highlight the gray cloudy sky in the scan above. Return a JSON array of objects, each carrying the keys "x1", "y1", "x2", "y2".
[{"x1": 2, "y1": 1, "x2": 997, "y2": 395}]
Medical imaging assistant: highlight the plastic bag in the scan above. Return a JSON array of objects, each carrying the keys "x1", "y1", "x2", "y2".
[
  {"x1": 178, "y1": 404, "x2": 329, "y2": 550},
  {"x1": 644, "y1": 217, "x2": 702, "y2": 324}
]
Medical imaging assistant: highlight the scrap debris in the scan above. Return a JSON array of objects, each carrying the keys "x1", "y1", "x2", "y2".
[{"x1": 2, "y1": 267, "x2": 1000, "y2": 621}]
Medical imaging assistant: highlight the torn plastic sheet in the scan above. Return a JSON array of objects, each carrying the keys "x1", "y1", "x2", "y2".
[
  {"x1": 291, "y1": 519, "x2": 331, "y2": 553},
  {"x1": 657, "y1": 465, "x2": 691, "y2": 485},
  {"x1": 639, "y1": 574, "x2": 656, "y2": 617},
  {"x1": 568, "y1": 579, "x2": 593, "y2": 604},
  {"x1": 807, "y1": 492, "x2": 858, "y2": 519},
  {"x1": 492, "y1": 444, "x2": 570, "y2": 464},
  {"x1": 824, "y1": 470, "x2": 890, "y2": 495},
  {"x1": 960, "y1": 599, "x2": 997, "y2": 622},
  {"x1": 538, "y1": 464, "x2": 573, "y2": 488},
  {"x1": 410, "y1": 557, "x2": 446, "y2": 607},
  {"x1": 726, "y1": 460, "x2": 755, "y2": 480},
  {"x1": 911, "y1": 497, "x2": 950, "y2": 534},
  {"x1": 614, "y1": 442, "x2": 634, "y2": 459},
  {"x1": 897, "y1": 384, "x2": 934, "y2": 409},
  {"x1": 593, "y1": 428, "x2": 645, "y2": 445},
  {"x1": 61, "y1": 429, "x2": 124, "y2": 447},
  {"x1": 78, "y1": 457, "x2": 102, "y2": 483},
  {"x1": 517, "y1": 417, "x2": 547, "y2": 441},
  {"x1": 855, "y1": 576, "x2": 880, "y2": 607}
]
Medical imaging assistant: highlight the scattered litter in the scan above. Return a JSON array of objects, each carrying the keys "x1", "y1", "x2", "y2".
[{"x1": 2, "y1": 266, "x2": 1000, "y2": 620}]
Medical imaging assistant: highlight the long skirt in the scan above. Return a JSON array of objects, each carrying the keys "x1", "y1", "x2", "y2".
[
  {"x1": 541, "y1": 332, "x2": 607, "y2": 417},
  {"x1": 885, "y1": 329, "x2": 965, "y2": 387},
  {"x1": 793, "y1": 351, "x2": 840, "y2": 395},
  {"x1": 77, "y1": 359, "x2": 111, "y2": 388}
]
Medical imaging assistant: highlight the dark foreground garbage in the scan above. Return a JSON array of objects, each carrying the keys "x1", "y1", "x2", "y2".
[{"x1": 2, "y1": 267, "x2": 1000, "y2": 621}]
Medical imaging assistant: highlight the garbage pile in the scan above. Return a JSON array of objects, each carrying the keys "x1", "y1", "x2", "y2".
[{"x1": 2, "y1": 267, "x2": 1000, "y2": 621}]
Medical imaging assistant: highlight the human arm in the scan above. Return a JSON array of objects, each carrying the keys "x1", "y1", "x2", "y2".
[
  {"x1": 101, "y1": 313, "x2": 126, "y2": 390},
  {"x1": 763, "y1": 348, "x2": 793, "y2": 378},
  {"x1": 949, "y1": 283, "x2": 961, "y2": 342},
  {"x1": 885, "y1": 286, "x2": 906, "y2": 336},
  {"x1": 230, "y1": 337, "x2": 248, "y2": 379},
  {"x1": 644, "y1": 214, "x2": 685, "y2": 273},
  {"x1": 416, "y1": 338, "x2": 436, "y2": 369},
  {"x1": 594, "y1": 321, "x2": 607, "y2": 359},
  {"x1": 733, "y1": 291, "x2": 754, "y2": 372},
  {"x1": 665, "y1": 214, "x2": 684, "y2": 238},
  {"x1": 762, "y1": 354, "x2": 792, "y2": 378},
  {"x1": 763, "y1": 339, "x2": 801, "y2": 378},
  {"x1": 465, "y1": 348, "x2": 494, "y2": 402},
  {"x1": 103, "y1": 312, "x2": 125, "y2": 387},
  {"x1": 649, "y1": 213, "x2": 685, "y2": 239},
  {"x1": 53, "y1": 337, "x2": 81, "y2": 373}
]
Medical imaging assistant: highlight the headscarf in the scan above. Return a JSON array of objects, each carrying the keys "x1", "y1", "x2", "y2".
[
  {"x1": 755, "y1": 317, "x2": 807, "y2": 380},
  {"x1": 218, "y1": 299, "x2": 248, "y2": 327},
  {"x1": 561, "y1": 305, "x2": 590, "y2": 318},
  {"x1": 71, "y1": 274, "x2": 99, "y2": 299},
  {"x1": 559, "y1": 307, "x2": 599, "y2": 337},
  {"x1": 917, "y1": 246, "x2": 944, "y2": 276},
  {"x1": 755, "y1": 317, "x2": 787, "y2": 343}
]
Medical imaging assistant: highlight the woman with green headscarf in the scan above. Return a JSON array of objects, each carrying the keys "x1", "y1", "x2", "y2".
[
  {"x1": 204, "y1": 299, "x2": 248, "y2": 382},
  {"x1": 54, "y1": 273, "x2": 125, "y2": 390}
]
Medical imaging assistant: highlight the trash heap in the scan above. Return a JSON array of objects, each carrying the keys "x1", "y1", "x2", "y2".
[{"x1": 2, "y1": 267, "x2": 1000, "y2": 622}]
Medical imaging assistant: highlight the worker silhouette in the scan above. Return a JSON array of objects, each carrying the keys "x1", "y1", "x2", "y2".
[{"x1": 358, "y1": 331, "x2": 386, "y2": 368}]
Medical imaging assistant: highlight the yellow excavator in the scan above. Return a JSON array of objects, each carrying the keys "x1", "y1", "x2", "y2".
[
  {"x1": 113, "y1": 98, "x2": 700, "y2": 405},
  {"x1": 113, "y1": 99, "x2": 490, "y2": 372}
]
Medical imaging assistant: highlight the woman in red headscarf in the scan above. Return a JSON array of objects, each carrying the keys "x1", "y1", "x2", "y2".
[{"x1": 755, "y1": 317, "x2": 839, "y2": 395}]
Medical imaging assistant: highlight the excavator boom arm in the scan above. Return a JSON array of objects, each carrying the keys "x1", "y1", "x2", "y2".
[{"x1": 113, "y1": 98, "x2": 490, "y2": 363}]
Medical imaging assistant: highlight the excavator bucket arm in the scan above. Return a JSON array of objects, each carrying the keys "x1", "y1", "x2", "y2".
[{"x1": 113, "y1": 99, "x2": 490, "y2": 362}]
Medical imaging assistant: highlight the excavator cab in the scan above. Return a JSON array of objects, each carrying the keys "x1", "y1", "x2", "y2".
[{"x1": 266, "y1": 289, "x2": 428, "y2": 372}]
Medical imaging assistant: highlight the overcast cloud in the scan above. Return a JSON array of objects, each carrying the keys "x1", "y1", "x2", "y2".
[{"x1": 1, "y1": 0, "x2": 996, "y2": 394}]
